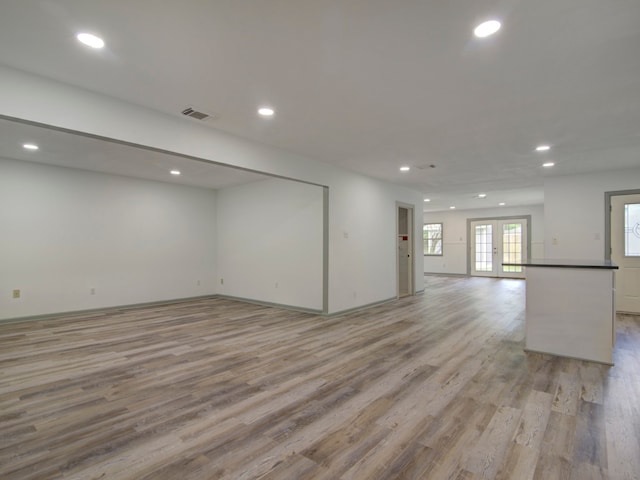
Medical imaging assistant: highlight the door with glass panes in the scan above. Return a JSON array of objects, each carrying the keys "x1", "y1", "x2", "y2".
[
  {"x1": 610, "y1": 193, "x2": 640, "y2": 313},
  {"x1": 470, "y1": 218, "x2": 527, "y2": 278}
]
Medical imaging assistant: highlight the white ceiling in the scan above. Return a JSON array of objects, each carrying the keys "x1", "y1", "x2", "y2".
[
  {"x1": 0, "y1": 118, "x2": 270, "y2": 189},
  {"x1": 1, "y1": 0, "x2": 640, "y2": 211}
]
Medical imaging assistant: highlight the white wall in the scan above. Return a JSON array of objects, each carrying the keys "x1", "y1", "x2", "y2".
[
  {"x1": 216, "y1": 178, "x2": 323, "y2": 311},
  {"x1": 423, "y1": 205, "x2": 544, "y2": 275},
  {"x1": 328, "y1": 175, "x2": 424, "y2": 309},
  {"x1": 0, "y1": 66, "x2": 424, "y2": 314},
  {"x1": 545, "y1": 167, "x2": 640, "y2": 259},
  {"x1": 0, "y1": 157, "x2": 217, "y2": 320}
]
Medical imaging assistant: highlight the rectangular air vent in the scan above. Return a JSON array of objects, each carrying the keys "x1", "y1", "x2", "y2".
[
  {"x1": 415, "y1": 164, "x2": 437, "y2": 170},
  {"x1": 181, "y1": 107, "x2": 211, "y2": 121}
]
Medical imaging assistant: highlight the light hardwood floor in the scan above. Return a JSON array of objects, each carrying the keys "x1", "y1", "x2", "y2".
[{"x1": 1, "y1": 276, "x2": 639, "y2": 479}]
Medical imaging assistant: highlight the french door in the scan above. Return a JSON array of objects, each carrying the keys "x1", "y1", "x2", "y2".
[{"x1": 470, "y1": 218, "x2": 527, "y2": 278}]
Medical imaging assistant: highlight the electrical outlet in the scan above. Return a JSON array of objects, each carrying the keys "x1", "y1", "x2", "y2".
[{"x1": 12, "y1": 289, "x2": 20, "y2": 299}]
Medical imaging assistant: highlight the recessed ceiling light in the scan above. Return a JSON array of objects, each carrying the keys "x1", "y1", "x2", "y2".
[
  {"x1": 542, "y1": 162, "x2": 555, "y2": 167},
  {"x1": 76, "y1": 32, "x2": 105, "y2": 49},
  {"x1": 424, "y1": 198, "x2": 431, "y2": 202},
  {"x1": 170, "y1": 170, "x2": 181, "y2": 175},
  {"x1": 400, "y1": 166, "x2": 410, "y2": 172},
  {"x1": 23, "y1": 143, "x2": 39, "y2": 150},
  {"x1": 536, "y1": 145, "x2": 551, "y2": 152},
  {"x1": 478, "y1": 193, "x2": 487, "y2": 198},
  {"x1": 258, "y1": 107, "x2": 275, "y2": 117},
  {"x1": 450, "y1": 206, "x2": 456, "y2": 210},
  {"x1": 499, "y1": 202, "x2": 506, "y2": 206},
  {"x1": 474, "y1": 20, "x2": 501, "y2": 38}
]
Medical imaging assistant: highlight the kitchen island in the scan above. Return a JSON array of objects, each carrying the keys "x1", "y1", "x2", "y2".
[{"x1": 503, "y1": 259, "x2": 618, "y2": 365}]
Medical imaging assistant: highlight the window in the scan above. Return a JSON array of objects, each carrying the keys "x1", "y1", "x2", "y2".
[
  {"x1": 424, "y1": 223, "x2": 443, "y2": 255},
  {"x1": 624, "y1": 203, "x2": 640, "y2": 256}
]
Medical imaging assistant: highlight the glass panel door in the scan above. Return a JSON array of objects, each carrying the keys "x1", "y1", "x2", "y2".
[
  {"x1": 624, "y1": 203, "x2": 640, "y2": 256},
  {"x1": 499, "y1": 220, "x2": 526, "y2": 278},
  {"x1": 611, "y1": 195, "x2": 640, "y2": 313},
  {"x1": 470, "y1": 218, "x2": 527, "y2": 278},
  {"x1": 470, "y1": 221, "x2": 497, "y2": 276}
]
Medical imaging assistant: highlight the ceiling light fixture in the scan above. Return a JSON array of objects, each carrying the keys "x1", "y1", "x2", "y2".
[
  {"x1": 424, "y1": 198, "x2": 431, "y2": 202},
  {"x1": 258, "y1": 107, "x2": 275, "y2": 117},
  {"x1": 536, "y1": 145, "x2": 551, "y2": 152},
  {"x1": 450, "y1": 206, "x2": 456, "y2": 210},
  {"x1": 542, "y1": 162, "x2": 555, "y2": 168},
  {"x1": 76, "y1": 32, "x2": 105, "y2": 49},
  {"x1": 170, "y1": 170, "x2": 181, "y2": 175},
  {"x1": 478, "y1": 193, "x2": 487, "y2": 198},
  {"x1": 23, "y1": 143, "x2": 39, "y2": 150},
  {"x1": 400, "y1": 166, "x2": 410, "y2": 172},
  {"x1": 499, "y1": 202, "x2": 506, "y2": 206},
  {"x1": 474, "y1": 20, "x2": 501, "y2": 38}
]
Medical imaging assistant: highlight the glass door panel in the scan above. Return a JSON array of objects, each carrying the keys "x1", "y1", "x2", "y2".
[
  {"x1": 498, "y1": 219, "x2": 526, "y2": 278},
  {"x1": 470, "y1": 218, "x2": 527, "y2": 278},
  {"x1": 611, "y1": 195, "x2": 640, "y2": 313},
  {"x1": 502, "y1": 223, "x2": 523, "y2": 274},
  {"x1": 470, "y1": 221, "x2": 497, "y2": 276},
  {"x1": 624, "y1": 203, "x2": 640, "y2": 256}
]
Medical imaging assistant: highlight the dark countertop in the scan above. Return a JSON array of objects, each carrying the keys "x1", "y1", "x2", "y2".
[{"x1": 502, "y1": 258, "x2": 619, "y2": 269}]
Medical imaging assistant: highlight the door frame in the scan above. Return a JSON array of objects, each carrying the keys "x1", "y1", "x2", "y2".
[
  {"x1": 604, "y1": 189, "x2": 640, "y2": 260},
  {"x1": 466, "y1": 215, "x2": 532, "y2": 276},
  {"x1": 605, "y1": 189, "x2": 640, "y2": 314},
  {"x1": 396, "y1": 202, "x2": 415, "y2": 298}
]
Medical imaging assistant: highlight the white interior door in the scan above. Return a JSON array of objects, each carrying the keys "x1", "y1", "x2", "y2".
[
  {"x1": 470, "y1": 218, "x2": 527, "y2": 278},
  {"x1": 611, "y1": 193, "x2": 640, "y2": 313}
]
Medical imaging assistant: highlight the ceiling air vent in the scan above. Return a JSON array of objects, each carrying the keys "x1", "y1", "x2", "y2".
[
  {"x1": 181, "y1": 107, "x2": 212, "y2": 121},
  {"x1": 415, "y1": 164, "x2": 437, "y2": 170}
]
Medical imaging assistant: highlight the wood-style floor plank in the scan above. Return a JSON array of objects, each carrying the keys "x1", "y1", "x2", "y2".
[{"x1": 1, "y1": 276, "x2": 639, "y2": 479}]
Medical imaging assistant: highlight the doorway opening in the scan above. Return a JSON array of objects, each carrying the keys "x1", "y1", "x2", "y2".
[
  {"x1": 606, "y1": 190, "x2": 640, "y2": 314},
  {"x1": 468, "y1": 216, "x2": 530, "y2": 278},
  {"x1": 397, "y1": 204, "x2": 414, "y2": 297}
]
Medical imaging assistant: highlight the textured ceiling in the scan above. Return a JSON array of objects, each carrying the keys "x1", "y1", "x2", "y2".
[{"x1": 1, "y1": 0, "x2": 639, "y2": 211}]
